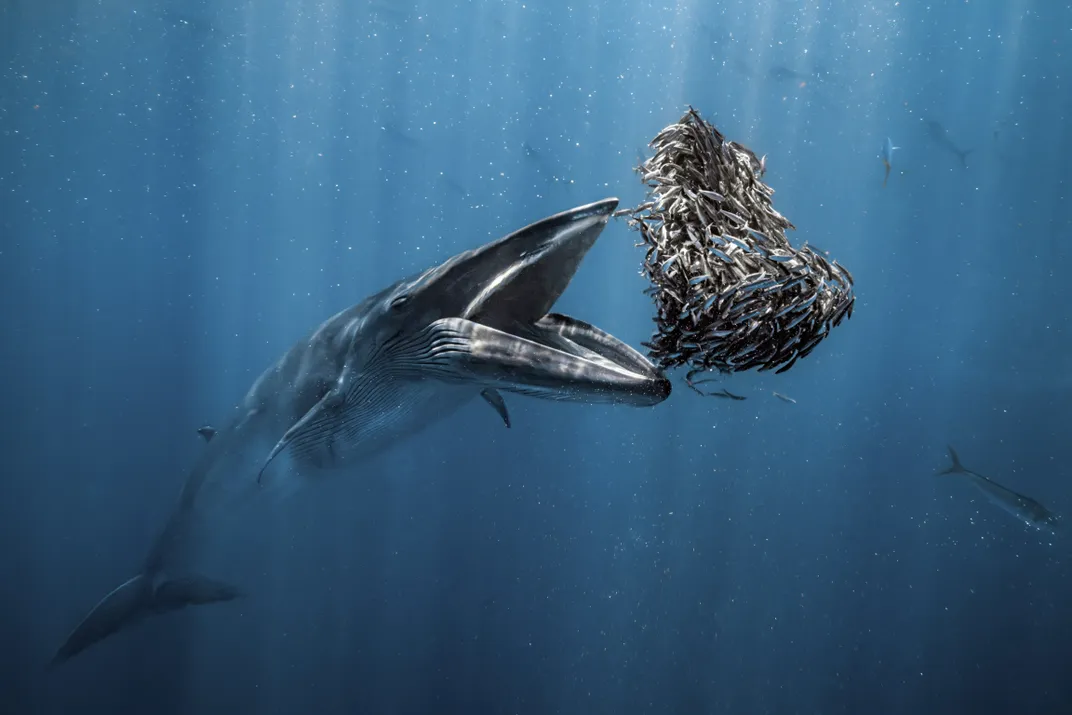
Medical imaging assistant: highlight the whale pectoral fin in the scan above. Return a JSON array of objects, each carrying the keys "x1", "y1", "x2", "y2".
[
  {"x1": 420, "y1": 317, "x2": 671, "y2": 406},
  {"x1": 257, "y1": 389, "x2": 345, "y2": 485},
  {"x1": 480, "y1": 388, "x2": 511, "y2": 428}
]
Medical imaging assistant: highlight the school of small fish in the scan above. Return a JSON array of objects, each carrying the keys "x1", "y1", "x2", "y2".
[{"x1": 621, "y1": 107, "x2": 856, "y2": 381}]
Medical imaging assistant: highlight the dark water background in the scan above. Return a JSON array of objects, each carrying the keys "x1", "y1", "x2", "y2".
[{"x1": 2, "y1": 1, "x2": 1070, "y2": 713}]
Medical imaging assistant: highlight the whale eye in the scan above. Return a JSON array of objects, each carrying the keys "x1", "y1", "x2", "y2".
[{"x1": 389, "y1": 294, "x2": 411, "y2": 311}]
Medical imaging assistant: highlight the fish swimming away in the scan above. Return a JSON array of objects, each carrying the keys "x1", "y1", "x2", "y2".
[
  {"x1": 51, "y1": 198, "x2": 672, "y2": 667},
  {"x1": 380, "y1": 122, "x2": 421, "y2": 149},
  {"x1": 937, "y1": 445, "x2": 1059, "y2": 533},
  {"x1": 772, "y1": 391, "x2": 796, "y2": 404},
  {"x1": 768, "y1": 65, "x2": 809, "y2": 83},
  {"x1": 157, "y1": 9, "x2": 216, "y2": 35},
  {"x1": 924, "y1": 120, "x2": 971, "y2": 168},
  {"x1": 368, "y1": 1, "x2": 412, "y2": 23},
  {"x1": 682, "y1": 368, "x2": 746, "y2": 399},
  {"x1": 707, "y1": 388, "x2": 746, "y2": 400},
  {"x1": 880, "y1": 137, "x2": 899, "y2": 188}
]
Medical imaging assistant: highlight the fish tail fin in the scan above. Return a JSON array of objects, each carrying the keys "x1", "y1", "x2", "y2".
[
  {"x1": 936, "y1": 445, "x2": 969, "y2": 476},
  {"x1": 959, "y1": 149, "x2": 972, "y2": 168},
  {"x1": 50, "y1": 572, "x2": 241, "y2": 668}
]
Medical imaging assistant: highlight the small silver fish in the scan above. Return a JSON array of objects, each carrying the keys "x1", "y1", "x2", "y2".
[
  {"x1": 785, "y1": 312, "x2": 810, "y2": 330},
  {"x1": 833, "y1": 260, "x2": 854, "y2": 285},
  {"x1": 720, "y1": 209, "x2": 746, "y2": 225},
  {"x1": 710, "y1": 247, "x2": 733, "y2": 263},
  {"x1": 708, "y1": 232, "x2": 728, "y2": 247},
  {"x1": 729, "y1": 237, "x2": 752, "y2": 253},
  {"x1": 774, "y1": 353, "x2": 799, "y2": 374},
  {"x1": 707, "y1": 388, "x2": 747, "y2": 400},
  {"x1": 737, "y1": 308, "x2": 768, "y2": 323}
]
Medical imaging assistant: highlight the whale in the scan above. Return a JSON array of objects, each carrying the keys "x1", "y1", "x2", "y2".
[{"x1": 51, "y1": 197, "x2": 671, "y2": 666}]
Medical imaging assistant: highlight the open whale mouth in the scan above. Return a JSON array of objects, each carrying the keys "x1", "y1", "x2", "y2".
[
  {"x1": 408, "y1": 197, "x2": 672, "y2": 405},
  {"x1": 257, "y1": 198, "x2": 671, "y2": 482}
]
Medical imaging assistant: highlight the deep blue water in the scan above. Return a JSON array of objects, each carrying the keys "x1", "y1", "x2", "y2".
[{"x1": 2, "y1": 1, "x2": 1070, "y2": 713}]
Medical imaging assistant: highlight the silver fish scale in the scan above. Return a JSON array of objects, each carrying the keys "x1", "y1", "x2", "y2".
[{"x1": 624, "y1": 106, "x2": 856, "y2": 378}]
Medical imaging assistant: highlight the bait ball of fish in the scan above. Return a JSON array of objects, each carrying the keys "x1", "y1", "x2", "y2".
[{"x1": 622, "y1": 107, "x2": 856, "y2": 379}]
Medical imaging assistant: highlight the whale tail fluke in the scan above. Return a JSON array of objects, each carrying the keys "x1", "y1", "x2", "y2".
[{"x1": 50, "y1": 572, "x2": 241, "y2": 668}]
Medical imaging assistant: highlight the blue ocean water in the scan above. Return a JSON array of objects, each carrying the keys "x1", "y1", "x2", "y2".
[{"x1": 1, "y1": 1, "x2": 1070, "y2": 713}]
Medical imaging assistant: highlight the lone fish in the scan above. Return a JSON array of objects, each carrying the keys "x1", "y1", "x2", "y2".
[
  {"x1": 937, "y1": 446, "x2": 1059, "y2": 533},
  {"x1": 880, "y1": 137, "x2": 899, "y2": 188}
]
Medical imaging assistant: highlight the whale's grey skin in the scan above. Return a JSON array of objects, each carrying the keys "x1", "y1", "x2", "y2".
[{"x1": 51, "y1": 198, "x2": 671, "y2": 666}]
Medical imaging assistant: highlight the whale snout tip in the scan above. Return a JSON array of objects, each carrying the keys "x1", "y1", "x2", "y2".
[
  {"x1": 653, "y1": 376, "x2": 672, "y2": 402},
  {"x1": 637, "y1": 375, "x2": 672, "y2": 405},
  {"x1": 575, "y1": 197, "x2": 620, "y2": 220}
]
